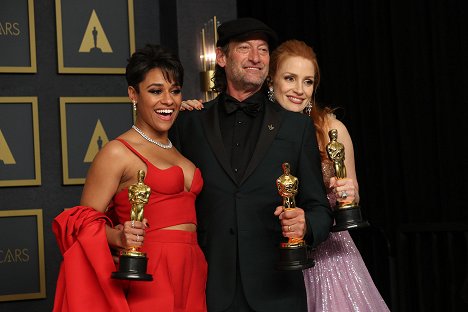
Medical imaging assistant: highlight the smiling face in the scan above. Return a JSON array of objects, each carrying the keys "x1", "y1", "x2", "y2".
[
  {"x1": 216, "y1": 35, "x2": 270, "y2": 99},
  {"x1": 129, "y1": 67, "x2": 182, "y2": 139},
  {"x1": 271, "y1": 56, "x2": 316, "y2": 113}
]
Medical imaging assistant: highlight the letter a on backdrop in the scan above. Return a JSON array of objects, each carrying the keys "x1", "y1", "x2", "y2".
[
  {"x1": 83, "y1": 119, "x2": 109, "y2": 163},
  {"x1": 79, "y1": 10, "x2": 113, "y2": 53},
  {"x1": 0, "y1": 130, "x2": 16, "y2": 165}
]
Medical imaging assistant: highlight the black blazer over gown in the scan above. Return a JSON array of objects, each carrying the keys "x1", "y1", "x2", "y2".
[{"x1": 171, "y1": 95, "x2": 332, "y2": 312}]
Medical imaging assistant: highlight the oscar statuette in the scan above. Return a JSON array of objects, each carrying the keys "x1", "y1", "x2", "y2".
[
  {"x1": 326, "y1": 129, "x2": 370, "y2": 232},
  {"x1": 275, "y1": 163, "x2": 315, "y2": 270},
  {"x1": 111, "y1": 170, "x2": 153, "y2": 281}
]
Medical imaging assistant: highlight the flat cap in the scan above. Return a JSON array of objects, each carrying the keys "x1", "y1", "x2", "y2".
[{"x1": 216, "y1": 17, "x2": 278, "y2": 48}]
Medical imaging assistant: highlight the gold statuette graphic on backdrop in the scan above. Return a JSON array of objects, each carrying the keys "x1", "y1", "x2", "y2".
[
  {"x1": 275, "y1": 163, "x2": 315, "y2": 270},
  {"x1": 326, "y1": 129, "x2": 369, "y2": 232},
  {"x1": 112, "y1": 170, "x2": 153, "y2": 281}
]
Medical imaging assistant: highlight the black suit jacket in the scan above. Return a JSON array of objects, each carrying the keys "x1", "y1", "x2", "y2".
[{"x1": 171, "y1": 95, "x2": 332, "y2": 312}]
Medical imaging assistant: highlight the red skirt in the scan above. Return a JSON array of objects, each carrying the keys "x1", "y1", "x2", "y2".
[{"x1": 122, "y1": 230, "x2": 207, "y2": 312}]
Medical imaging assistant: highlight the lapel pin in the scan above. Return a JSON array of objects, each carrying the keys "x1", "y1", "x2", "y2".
[{"x1": 268, "y1": 124, "x2": 274, "y2": 131}]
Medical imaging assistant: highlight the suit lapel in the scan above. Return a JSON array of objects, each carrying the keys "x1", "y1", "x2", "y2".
[
  {"x1": 241, "y1": 100, "x2": 283, "y2": 184},
  {"x1": 201, "y1": 102, "x2": 238, "y2": 184}
]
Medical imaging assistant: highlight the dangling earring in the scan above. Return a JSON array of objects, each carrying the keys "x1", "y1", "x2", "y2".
[
  {"x1": 268, "y1": 87, "x2": 275, "y2": 102},
  {"x1": 132, "y1": 100, "x2": 137, "y2": 111},
  {"x1": 304, "y1": 99, "x2": 313, "y2": 116}
]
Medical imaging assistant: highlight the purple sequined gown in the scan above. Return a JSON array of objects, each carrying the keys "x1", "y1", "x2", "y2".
[{"x1": 303, "y1": 160, "x2": 390, "y2": 312}]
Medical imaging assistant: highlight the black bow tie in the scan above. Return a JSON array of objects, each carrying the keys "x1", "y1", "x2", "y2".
[{"x1": 225, "y1": 99, "x2": 263, "y2": 117}]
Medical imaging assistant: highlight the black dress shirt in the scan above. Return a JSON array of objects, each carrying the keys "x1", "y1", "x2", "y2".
[{"x1": 219, "y1": 92, "x2": 265, "y2": 182}]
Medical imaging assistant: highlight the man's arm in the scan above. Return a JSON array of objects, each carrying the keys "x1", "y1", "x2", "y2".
[{"x1": 298, "y1": 119, "x2": 333, "y2": 247}]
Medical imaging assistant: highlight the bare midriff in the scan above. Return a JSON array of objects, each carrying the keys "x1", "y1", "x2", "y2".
[{"x1": 160, "y1": 223, "x2": 197, "y2": 232}]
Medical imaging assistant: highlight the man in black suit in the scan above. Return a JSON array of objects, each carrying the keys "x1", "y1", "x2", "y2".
[{"x1": 171, "y1": 18, "x2": 332, "y2": 312}]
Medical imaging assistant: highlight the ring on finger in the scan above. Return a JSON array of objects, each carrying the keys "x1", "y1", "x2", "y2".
[
  {"x1": 288, "y1": 225, "x2": 292, "y2": 232},
  {"x1": 136, "y1": 234, "x2": 140, "y2": 242},
  {"x1": 341, "y1": 191, "x2": 348, "y2": 199},
  {"x1": 131, "y1": 220, "x2": 135, "y2": 228}
]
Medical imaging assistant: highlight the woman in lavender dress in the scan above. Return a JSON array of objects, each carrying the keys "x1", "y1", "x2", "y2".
[{"x1": 268, "y1": 40, "x2": 390, "y2": 312}]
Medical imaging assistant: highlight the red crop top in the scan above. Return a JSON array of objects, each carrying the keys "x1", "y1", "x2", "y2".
[{"x1": 107, "y1": 139, "x2": 203, "y2": 230}]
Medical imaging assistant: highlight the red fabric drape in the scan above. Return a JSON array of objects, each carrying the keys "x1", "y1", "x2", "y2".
[{"x1": 52, "y1": 206, "x2": 129, "y2": 312}]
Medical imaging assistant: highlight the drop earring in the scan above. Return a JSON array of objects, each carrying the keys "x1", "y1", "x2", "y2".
[
  {"x1": 132, "y1": 100, "x2": 137, "y2": 111},
  {"x1": 268, "y1": 87, "x2": 275, "y2": 102},
  {"x1": 304, "y1": 99, "x2": 313, "y2": 116}
]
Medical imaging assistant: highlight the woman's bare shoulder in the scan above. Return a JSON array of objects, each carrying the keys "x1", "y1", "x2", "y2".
[
  {"x1": 325, "y1": 113, "x2": 348, "y2": 134},
  {"x1": 91, "y1": 139, "x2": 133, "y2": 166}
]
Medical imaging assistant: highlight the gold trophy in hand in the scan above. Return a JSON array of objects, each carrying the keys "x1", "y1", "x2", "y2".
[
  {"x1": 275, "y1": 163, "x2": 315, "y2": 270},
  {"x1": 326, "y1": 129, "x2": 369, "y2": 232},
  {"x1": 112, "y1": 170, "x2": 153, "y2": 281}
]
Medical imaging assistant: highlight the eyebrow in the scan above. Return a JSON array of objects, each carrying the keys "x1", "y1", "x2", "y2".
[
  {"x1": 145, "y1": 82, "x2": 180, "y2": 89},
  {"x1": 284, "y1": 72, "x2": 315, "y2": 79},
  {"x1": 147, "y1": 83, "x2": 164, "y2": 88},
  {"x1": 236, "y1": 42, "x2": 268, "y2": 48}
]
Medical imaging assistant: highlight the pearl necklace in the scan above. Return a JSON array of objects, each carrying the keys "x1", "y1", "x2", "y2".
[{"x1": 132, "y1": 125, "x2": 173, "y2": 149}]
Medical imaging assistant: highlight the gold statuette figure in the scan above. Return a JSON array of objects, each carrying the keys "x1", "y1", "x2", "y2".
[
  {"x1": 123, "y1": 169, "x2": 151, "y2": 256},
  {"x1": 326, "y1": 128, "x2": 346, "y2": 180},
  {"x1": 275, "y1": 163, "x2": 314, "y2": 270},
  {"x1": 326, "y1": 129, "x2": 369, "y2": 232},
  {"x1": 129, "y1": 170, "x2": 151, "y2": 223},
  {"x1": 276, "y1": 163, "x2": 302, "y2": 246},
  {"x1": 112, "y1": 170, "x2": 153, "y2": 281}
]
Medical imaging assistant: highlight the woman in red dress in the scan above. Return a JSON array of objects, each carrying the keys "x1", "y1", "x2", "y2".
[{"x1": 53, "y1": 44, "x2": 207, "y2": 312}]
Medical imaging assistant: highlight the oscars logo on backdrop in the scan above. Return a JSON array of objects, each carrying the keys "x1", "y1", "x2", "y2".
[
  {"x1": 0, "y1": 21, "x2": 21, "y2": 36},
  {"x1": 0, "y1": 248, "x2": 30, "y2": 263},
  {"x1": 0, "y1": 129, "x2": 16, "y2": 165},
  {"x1": 78, "y1": 10, "x2": 113, "y2": 54},
  {"x1": 83, "y1": 119, "x2": 109, "y2": 163}
]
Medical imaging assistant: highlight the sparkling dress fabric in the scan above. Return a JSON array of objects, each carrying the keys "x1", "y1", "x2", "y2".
[{"x1": 303, "y1": 160, "x2": 390, "y2": 312}]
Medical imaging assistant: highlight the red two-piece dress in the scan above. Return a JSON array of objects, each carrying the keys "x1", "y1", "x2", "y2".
[{"x1": 53, "y1": 139, "x2": 207, "y2": 312}]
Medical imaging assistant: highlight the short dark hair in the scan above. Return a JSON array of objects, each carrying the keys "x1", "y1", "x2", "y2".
[{"x1": 126, "y1": 44, "x2": 184, "y2": 92}]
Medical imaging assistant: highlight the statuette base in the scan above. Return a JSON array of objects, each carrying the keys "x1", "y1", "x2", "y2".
[
  {"x1": 276, "y1": 244, "x2": 315, "y2": 271},
  {"x1": 331, "y1": 204, "x2": 370, "y2": 232},
  {"x1": 111, "y1": 254, "x2": 153, "y2": 281}
]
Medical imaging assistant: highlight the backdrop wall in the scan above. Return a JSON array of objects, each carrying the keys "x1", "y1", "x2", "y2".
[
  {"x1": 2, "y1": 0, "x2": 467, "y2": 311},
  {"x1": 0, "y1": 1, "x2": 235, "y2": 311},
  {"x1": 237, "y1": 0, "x2": 468, "y2": 311}
]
